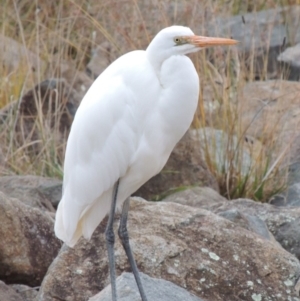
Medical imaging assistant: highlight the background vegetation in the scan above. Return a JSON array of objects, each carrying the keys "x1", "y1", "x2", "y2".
[{"x1": 0, "y1": 0, "x2": 299, "y2": 201}]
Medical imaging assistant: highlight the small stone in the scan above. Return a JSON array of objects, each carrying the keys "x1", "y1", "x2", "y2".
[
  {"x1": 208, "y1": 252, "x2": 220, "y2": 261},
  {"x1": 251, "y1": 293, "x2": 262, "y2": 301}
]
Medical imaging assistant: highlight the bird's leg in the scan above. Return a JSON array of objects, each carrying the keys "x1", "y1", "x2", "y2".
[
  {"x1": 118, "y1": 198, "x2": 148, "y2": 301},
  {"x1": 105, "y1": 179, "x2": 120, "y2": 301}
]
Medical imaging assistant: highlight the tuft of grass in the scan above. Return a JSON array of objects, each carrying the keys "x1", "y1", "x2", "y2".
[{"x1": 192, "y1": 43, "x2": 292, "y2": 202}]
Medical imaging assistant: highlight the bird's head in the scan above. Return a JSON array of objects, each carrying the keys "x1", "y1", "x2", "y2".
[{"x1": 146, "y1": 26, "x2": 237, "y2": 68}]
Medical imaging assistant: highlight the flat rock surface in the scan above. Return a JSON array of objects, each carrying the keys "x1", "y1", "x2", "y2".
[
  {"x1": 38, "y1": 198, "x2": 300, "y2": 301},
  {"x1": 89, "y1": 272, "x2": 205, "y2": 301}
]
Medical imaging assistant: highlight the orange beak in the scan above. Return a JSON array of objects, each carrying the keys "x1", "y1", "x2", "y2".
[{"x1": 187, "y1": 35, "x2": 238, "y2": 48}]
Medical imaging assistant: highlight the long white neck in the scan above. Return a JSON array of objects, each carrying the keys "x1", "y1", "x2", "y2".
[
  {"x1": 155, "y1": 54, "x2": 200, "y2": 146},
  {"x1": 146, "y1": 43, "x2": 168, "y2": 76}
]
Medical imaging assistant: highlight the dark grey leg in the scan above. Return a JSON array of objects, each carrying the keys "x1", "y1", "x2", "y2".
[
  {"x1": 105, "y1": 179, "x2": 120, "y2": 301},
  {"x1": 118, "y1": 198, "x2": 148, "y2": 301}
]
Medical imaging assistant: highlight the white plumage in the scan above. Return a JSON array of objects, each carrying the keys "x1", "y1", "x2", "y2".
[{"x1": 55, "y1": 25, "x2": 237, "y2": 248}]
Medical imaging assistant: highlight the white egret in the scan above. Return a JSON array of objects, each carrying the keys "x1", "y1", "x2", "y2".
[{"x1": 55, "y1": 25, "x2": 237, "y2": 301}]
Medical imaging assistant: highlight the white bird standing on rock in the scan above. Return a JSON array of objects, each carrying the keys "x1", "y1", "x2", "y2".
[{"x1": 55, "y1": 25, "x2": 237, "y2": 301}]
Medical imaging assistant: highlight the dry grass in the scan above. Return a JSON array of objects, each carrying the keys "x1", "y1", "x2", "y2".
[{"x1": 0, "y1": 0, "x2": 298, "y2": 201}]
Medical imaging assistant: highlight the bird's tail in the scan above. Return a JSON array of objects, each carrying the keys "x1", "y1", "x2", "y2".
[
  {"x1": 54, "y1": 199, "x2": 83, "y2": 247},
  {"x1": 54, "y1": 189, "x2": 113, "y2": 247}
]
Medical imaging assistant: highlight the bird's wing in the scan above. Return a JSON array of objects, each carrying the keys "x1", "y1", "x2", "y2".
[{"x1": 57, "y1": 75, "x2": 140, "y2": 243}]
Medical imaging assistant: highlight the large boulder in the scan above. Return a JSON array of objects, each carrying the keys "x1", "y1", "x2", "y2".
[
  {"x1": 37, "y1": 197, "x2": 300, "y2": 301},
  {"x1": 0, "y1": 192, "x2": 61, "y2": 286}
]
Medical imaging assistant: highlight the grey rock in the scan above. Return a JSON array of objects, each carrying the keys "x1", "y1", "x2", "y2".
[
  {"x1": 275, "y1": 217, "x2": 300, "y2": 260},
  {"x1": 0, "y1": 281, "x2": 23, "y2": 301},
  {"x1": 89, "y1": 272, "x2": 204, "y2": 301},
  {"x1": 36, "y1": 181, "x2": 62, "y2": 209},
  {"x1": 270, "y1": 183, "x2": 300, "y2": 207},
  {"x1": 10, "y1": 284, "x2": 38, "y2": 301},
  {"x1": 278, "y1": 43, "x2": 300, "y2": 66},
  {"x1": 288, "y1": 162, "x2": 300, "y2": 186},
  {"x1": 268, "y1": 194, "x2": 287, "y2": 207},
  {"x1": 274, "y1": 138, "x2": 300, "y2": 208},
  {"x1": 269, "y1": 161, "x2": 300, "y2": 208},
  {"x1": 218, "y1": 208, "x2": 275, "y2": 241},
  {"x1": 270, "y1": 160, "x2": 300, "y2": 208},
  {"x1": 285, "y1": 183, "x2": 300, "y2": 207},
  {"x1": 277, "y1": 43, "x2": 300, "y2": 80}
]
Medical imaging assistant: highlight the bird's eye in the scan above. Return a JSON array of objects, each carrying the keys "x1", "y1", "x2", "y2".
[
  {"x1": 174, "y1": 37, "x2": 181, "y2": 44},
  {"x1": 174, "y1": 37, "x2": 186, "y2": 46}
]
